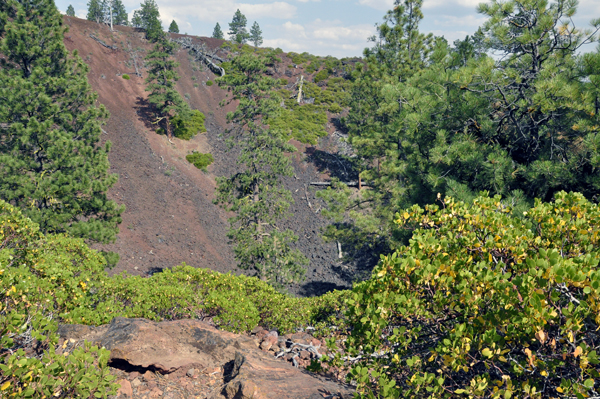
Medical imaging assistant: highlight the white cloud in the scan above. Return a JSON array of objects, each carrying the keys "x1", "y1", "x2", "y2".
[
  {"x1": 423, "y1": 0, "x2": 483, "y2": 9},
  {"x1": 265, "y1": 19, "x2": 376, "y2": 57},
  {"x1": 432, "y1": 14, "x2": 487, "y2": 28},
  {"x1": 158, "y1": 1, "x2": 295, "y2": 25},
  {"x1": 239, "y1": 2, "x2": 296, "y2": 19},
  {"x1": 357, "y1": 0, "x2": 393, "y2": 11}
]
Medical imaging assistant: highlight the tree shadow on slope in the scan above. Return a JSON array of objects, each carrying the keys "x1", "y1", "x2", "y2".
[
  {"x1": 134, "y1": 96, "x2": 162, "y2": 134},
  {"x1": 297, "y1": 281, "x2": 350, "y2": 297},
  {"x1": 304, "y1": 147, "x2": 357, "y2": 182}
]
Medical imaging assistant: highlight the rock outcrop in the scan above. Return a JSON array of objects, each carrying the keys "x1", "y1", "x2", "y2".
[{"x1": 58, "y1": 318, "x2": 353, "y2": 399}]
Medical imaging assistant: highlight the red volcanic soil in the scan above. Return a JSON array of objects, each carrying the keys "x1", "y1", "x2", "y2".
[{"x1": 63, "y1": 16, "x2": 363, "y2": 296}]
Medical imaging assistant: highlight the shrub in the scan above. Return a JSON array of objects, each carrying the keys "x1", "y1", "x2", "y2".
[
  {"x1": 186, "y1": 152, "x2": 214, "y2": 171},
  {"x1": 336, "y1": 192, "x2": 600, "y2": 398},
  {"x1": 0, "y1": 197, "x2": 349, "y2": 345},
  {"x1": 268, "y1": 103, "x2": 328, "y2": 144},
  {"x1": 172, "y1": 110, "x2": 206, "y2": 140},
  {"x1": 206, "y1": 80, "x2": 213, "y2": 86},
  {"x1": 0, "y1": 202, "x2": 118, "y2": 398},
  {"x1": 121, "y1": 74, "x2": 130, "y2": 80},
  {"x1": 314, "y1": 69, "x2": 330, "y2": 84}
]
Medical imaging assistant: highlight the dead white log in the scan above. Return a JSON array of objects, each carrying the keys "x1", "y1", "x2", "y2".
[
  {"x1": 304, "y1": 184, "x2": 312, "y2": 209},
  {"x1": 310, "y1": 181, "x2": 367, "y2": 188},
  {"x1": 173, "y1": 37, "x2": 225, "y2": 76},
  {"x1": 90, "y1": 34, "x2": 117, "y2": 50},
  {"x1": 337, "y1": 241, "x2": 343, "y2": 259},
  {"x1": 297, "y1": 75, "x2": 304, "y2": 104}
]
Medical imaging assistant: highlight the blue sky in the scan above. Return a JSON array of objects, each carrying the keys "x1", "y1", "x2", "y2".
[{"x1": 56, "y1": 0, "x2": 600, "y2": 58}]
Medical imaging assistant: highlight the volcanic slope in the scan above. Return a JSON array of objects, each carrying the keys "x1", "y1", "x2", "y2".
[{"x1": 64, "y1": 16, "x2": 361, "y2": 295}]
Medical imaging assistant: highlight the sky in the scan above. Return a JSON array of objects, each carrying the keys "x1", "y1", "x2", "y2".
[{"x1": 55, "y1": 0, "x2": 600, "y2": 58}]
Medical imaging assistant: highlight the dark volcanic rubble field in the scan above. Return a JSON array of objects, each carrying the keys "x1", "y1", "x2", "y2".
[{"x1": 64, "y1": 16, "x2": 361, "y2": 295}]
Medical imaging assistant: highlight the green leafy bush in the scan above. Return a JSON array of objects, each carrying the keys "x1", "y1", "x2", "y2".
[
  {"x1": 121, "y1": 74, "x2": 130, "y2": 80},
  {"x1": 314, "y1": 69, "x2": 330, "y2": 83},
  {"x1": 172, "y1": 109, "x2": 207, "y2": 140},
  {"x1": 268, "y1": 103, "x2": 328, "y2": 144},
  {"x1": 335, "y1": 192, "x2": 600, "y2": 398},
  {"x1": 186, "y1": 152, "x2": 214, "y2": 171},
  {"x1": 206, "y1": 80, "x2": 213, "y2": 86},
  {"x1": 0, "y1": 200, "x2": 349, "y2": 396},
  {"x1": 0, "y1": 200, "x2": 347, "y2": 334},
  {"x1": 0, "y1": 202, "x2": 118, "y2": 398}
]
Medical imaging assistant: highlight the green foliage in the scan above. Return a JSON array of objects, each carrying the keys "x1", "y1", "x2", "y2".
[
  {"x1": 136, "y1": 0, "x2": 162, "y2": 42},
  {"x1": 268, "y1": 103, "x2": 328, "y2": 144},
  {"x1": 121, "y1": 73, "x2": 130, "y2": 79},
  {"x1": 319, "y1": 0, "x2": 600, "y2": 263},
  {"x1": 212, "y1": 22, "x2": 224, "y2": 39},
  {"x1": 228, "y1": 9, "x2": 248, "y2": 44},
  {"x1": 0, "y1": 0, "x2": 123, "y2": 244},
  {"x1": 66, "y1": 4, "x2": 75, "y2": 16},
  {"x1": 249, "y1": 21, "x2": 263, "y2": 47},
  {"x1": 0, "y1": 201, "x2": 118, "y2": 398},
  {"x1": 100, "y1": 250, "x2": 120, "y2": 268},
  {"x1": 216, "y1": 53, "x2": 309, "y2": 286},
  {"x1": 86, "y1": 0, "x2": 103, "y2": 23},
  {"x1": 186, "y1": 152, "x2": 213, "y2": 171},
  {"x1": 337, "y1": 192, "x2": 600, "y2": 398},
  {"x1": 145, "y1": 35, "x2": 188, "y2": 139},
  {"x1": 0, "y1": 199, "x2": 348, "y2": 394},
  {"x1": 206, "y1": 80, "x2": 213, "y2": 86},
  {"x1": 0, "y1": 200, "x2": 347, "y2": 333},
  {"x1": 288, "y1": 52, "x2": 316, "y2": 66},
  {"x1": 314, "y1": 68, "x2": 330, "y2": 83},
  {"x1": 172, "y1": 110, "x2": 206, "y2": 140},
  {"x1": 168, "y1": 19, "x2": 179, "y2": 33},
  {"x1": 110, "y1": 0, "x2": 128, "y2": 26}
]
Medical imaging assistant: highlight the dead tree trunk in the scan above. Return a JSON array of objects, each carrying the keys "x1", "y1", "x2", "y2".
[{"x1": 173, "y1": 37, "x2": 225, "y2": 76}]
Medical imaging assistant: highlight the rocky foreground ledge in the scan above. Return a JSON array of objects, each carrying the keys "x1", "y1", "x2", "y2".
[{"x1": 58, "y1": 318, "x2": 353, "y2": 399}]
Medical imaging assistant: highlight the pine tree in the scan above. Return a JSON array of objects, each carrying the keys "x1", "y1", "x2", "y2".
[
  {"x1": 212, "y1": 22, "x2": 224, "y2": 39},
  {"x1": 228, "y1": 9, "x2": 248, "y2": 44},
  {"x1": 87, "y1": 0, "x2": 103, "y2": 23},
  {"x1": 137, "y1": 0, "x2": 162, "y2": 42},
  {"x1": 111, "y1": 0, "x2": 128, "y2": 26},
  {"x1": 216, "y1": 54, "x2": 307, "y2": 286},
  {"x1": 145, "y1": 36, "x2": 186, "y2": 139},
  {"x1": 317, "y1": 0, "x2": 436, "y2": 260},
  {"x1": 168, "y1": 19, "x2": 179, "y2": 33},
  {"x1": 66, "y1": 4, "x2": 75, "y2": 16},
  {"x1": 0, "y1": 0, "x2": 123, "y2": 243},
  {"x1": 249, "y1": 21, "x2": 263, "y2": 47},
  {"x1": 131, "y1": 9, "x2": 142, "y2": 27},
  {"x1": 318, "y1": 0, "x2": 600, "y2": 266}
]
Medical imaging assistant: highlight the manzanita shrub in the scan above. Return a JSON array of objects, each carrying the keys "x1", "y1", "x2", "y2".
[
  {"x1": 0, "y1": 201, "x2": 118, "y2": 398},
  {"x1": 337, "y1": 192, "x2": 600, "y2": 398},
  {"x1": 0, "y1": 200, "x2": 347, "y2": 397}
]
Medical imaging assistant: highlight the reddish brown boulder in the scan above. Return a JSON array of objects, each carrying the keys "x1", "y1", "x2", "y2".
[
  {"x1": 116, "y1": 379, "x2": 132, "y2": 397},
  {"x1": 59, "y1": 318, "x2": 353, "y2": 399}
]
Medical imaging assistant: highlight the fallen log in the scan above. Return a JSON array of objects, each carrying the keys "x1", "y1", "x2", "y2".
[
  {"x1": 90, "y1": 34, "x2": 118, "y2": 50},
  {"x1": 173, "y1": 37, "x2": 225, "y2": 77},
  {"x1": 310, "y1": 181, "x2": 369, "y2": 188}
]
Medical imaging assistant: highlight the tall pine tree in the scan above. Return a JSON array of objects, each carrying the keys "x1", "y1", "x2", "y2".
[
  {"x1": 228, "y1": 9, "x2": 248, "y2": 44},
  {"x1": 216, "y1": 54, "x2": 307, "y2": 286},
  {"x1": 110, "y1": 0, "x2": 128, "y2": 26},
  {"x1": 249, "y1": 21, "x2": 263, "y2": 47},
  {"x1": 87, "y1": 0, "x2": 103, "y2": 23},
  {"x1": 168, "y1": 19, "x2": 179, "y2": 33},
  {"x1": 66, "y1": 4, "x2": 75, "y2": 16},
  {"x1": 317, "y1": 0, "x2": 436, "y2": 259},
  {"x1": 137, "y1": 0, "x2": 162, "y2": 42},
  {"x1": 212, "y1": 22, "x2": 224, "y2": 39},
  {"x1": 0, "y1": 0, "x2": 123, "y2": 243},
  {"x1": 145, "y1": 35, "x2": 186, "y2": 139}
]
